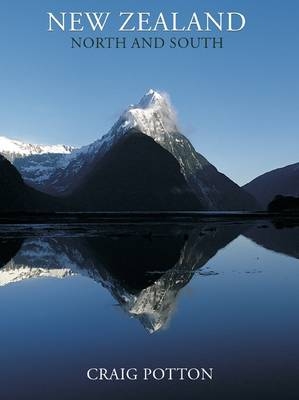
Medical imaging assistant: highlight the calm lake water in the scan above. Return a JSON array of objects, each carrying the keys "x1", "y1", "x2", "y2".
[{"x1": 0, "y1": 220, "x2": 298, "y2": 400}]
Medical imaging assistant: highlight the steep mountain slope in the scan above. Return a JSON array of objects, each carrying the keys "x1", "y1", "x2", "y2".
[
  {"x1": 0, "y1": 155, "x2": 63, "y2": 211},
  {"x1": 69, "y1": 129, "x2": 201, "y2": 211},
  {"x1": 243, "y1": 162, "x2": 299, "y2": 209},
  {"x1": 13, "y1": 153, "x2": 73, "y2": 190},
  {"x1": 1, "y1": 91, "x2": 259, "y2": 210},
  {"x1": 45, "y1": 89, "x2": 258, "y2": 210}
]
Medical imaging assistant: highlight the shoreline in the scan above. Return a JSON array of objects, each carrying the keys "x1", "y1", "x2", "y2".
[{"x1": 0, "y1": 211, "x2": 298, "y2": 225}]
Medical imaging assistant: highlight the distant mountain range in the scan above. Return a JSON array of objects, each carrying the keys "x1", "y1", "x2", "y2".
[
  {"x1": 0, "y1": 90, "x2": 260, "y2": 212},
  {"x1": 243, "y1": 162, "x2": 299, "y2": 209},
  {"x1": 0, "y1": 136, "x2": 76, "y2": 189},
  {"x1": 0, "y1": 155, "x2": 63, "y2": 212},
  {"x1": 0, "y1": 136, "x2": 74, "y2": 161}
]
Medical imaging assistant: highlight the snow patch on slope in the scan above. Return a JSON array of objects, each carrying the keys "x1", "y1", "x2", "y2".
[{"x1": 0, "y1": 136, "x2": 75, "y2": 159}]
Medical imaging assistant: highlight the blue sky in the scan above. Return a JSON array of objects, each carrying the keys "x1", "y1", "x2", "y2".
[{"x1": 0, "y1": 0, "x2": 298, "y2": 185}]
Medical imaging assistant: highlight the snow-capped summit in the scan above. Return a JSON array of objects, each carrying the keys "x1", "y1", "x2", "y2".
[
  {"x1": 38, "y1": 89, "x2": 182, "y2": 194},
  {"x1": 137, "y1": 88, "x2": 170, "y2": 109},
  {"x1": 122, "y1": 89, "x2": 179, "y2": 139},
  {"x1": 2, "y1": 90, "x2": 258, "y2": 210}
]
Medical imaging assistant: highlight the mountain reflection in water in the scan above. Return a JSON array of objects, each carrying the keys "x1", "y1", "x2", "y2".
[
  {"x1": 0, "y1": 222, "x2": 244, "y2": 332},
  {"x1": 0, "y1": 220, "x2": 298, "y2": 333}
]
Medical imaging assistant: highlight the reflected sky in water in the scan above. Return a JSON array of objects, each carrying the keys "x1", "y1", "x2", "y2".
[{"x1": 0, "y1": 221, "x2": 299, "y2": 400}]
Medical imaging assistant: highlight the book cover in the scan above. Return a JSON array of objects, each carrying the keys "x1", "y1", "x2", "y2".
[{"x1": 0, "y1": 1, "x2": 298, "y2": 399}]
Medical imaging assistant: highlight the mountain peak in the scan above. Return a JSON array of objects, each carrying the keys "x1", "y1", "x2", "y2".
[
  {"x1": 120, "y1": 89, "x2": 179, "y2": 138},
  {"x1": 138, "y1": 89, "x2": 166, "y2": 109}
]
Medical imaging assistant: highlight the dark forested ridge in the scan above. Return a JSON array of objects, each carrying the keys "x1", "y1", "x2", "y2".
[{"x1": 244, "y1": 162, "x2": 299, "y2": 209}]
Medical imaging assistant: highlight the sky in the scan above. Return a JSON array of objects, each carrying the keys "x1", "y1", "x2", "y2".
[{"x1": 0, "y1": 0, "x2": 298, "y2": 185}]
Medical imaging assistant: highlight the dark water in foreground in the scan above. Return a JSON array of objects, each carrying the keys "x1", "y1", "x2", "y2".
[{"x1": 0, "y1": 220, "x2": 298, "y2": 400}]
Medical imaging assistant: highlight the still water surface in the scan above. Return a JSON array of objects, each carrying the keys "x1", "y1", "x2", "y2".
[{"x1": 0, "y1": 221, "x2": 298, "y2": 399}]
